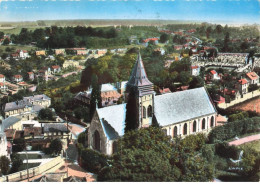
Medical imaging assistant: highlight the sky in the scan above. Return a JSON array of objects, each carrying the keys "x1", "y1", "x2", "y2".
[{"x1": 0, "y1": 0, "x2": 259, "y2": 24}]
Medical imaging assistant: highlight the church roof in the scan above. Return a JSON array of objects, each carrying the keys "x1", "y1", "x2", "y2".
[
  {"x1": 97, "y1": 104, "x2": 126, "y2": 140},
  {"x1": 95, "y1": 87, "x2": 216, "y2": 140},
  {"x1": 127, "y1": 53, "x2": 153, "y2": 87},
  {"x1": 154, "y1": 87, "x2": 216, "y2": 126}
]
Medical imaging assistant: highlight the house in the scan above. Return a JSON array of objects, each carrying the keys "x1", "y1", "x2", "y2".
[
  {"x1": 174, "y1": 45, "x2": 183, "y2": 51},
  {"x1": 54, "y1": 49, "x2": 66, "y2": 56},
  {"x1": 76, "y1": 50, "x2": 88, "y2": 55},
  {"x1": 51, "y1": 65, "x2": 61, "y2": 74},
  {"x1": 27, "y1": 72, "x2": 34, "y2": 81},
  {"x1": 142, "y1": 38, "x2": 159, "y2": 47},
  {"x1": 246, "y1": 72, "x2": 259, "y2": 85},
  {"x1": 3, "y1": 94, "x2": 51, "y2": 119},
  {"x1": 159, "y1": 88, "x2": 171, "y2": 94},
  {"x1": 43, "y1": 123, "x2": 71, "y2": 148},
  {"x1": 0, "y1": 82, "x2": 6, "y2": 90},
  {"x1": 63, "y1": 60, "x2": 79, "y2": 69},
  {"x1": 237, "y1": 78, "x2": 248, "y2": 95},
  {"x1": 13, "y1": 75, "x2": 23, "y2": 83},
  {"x1": 0, "y1": 74, "x2": 5, "y2": 83},
  {"x1": 96, "y1": 49, "x2": 107, "y2": 56},
  {"x1": 17, "y1": 50, "x2": 29, "y2": 59},
  {"x1": 2, "y1": 116, "x2": 22, "y2": 130},
  {"x1": 154, "y1": 48, "x2": 165, "y2": 55},
  {"x1": 191, "y1": 65, "x2": 200, "y2": 76},
  {"x1": 36, "y1": 50, "x2": 46, "y2": 56},
  {"x1": 208, "y1": 70, "x2": 220, "y2": 80},
  {"x1": 88, "y1": 54, "x2": 217, "y2": 155}
]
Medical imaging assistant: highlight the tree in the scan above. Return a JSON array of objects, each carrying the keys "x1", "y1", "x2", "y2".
[
  {"x1": 215, "y1": 25, "x2": 223, "y2": 34},
  {"x1": 2, "y1": 38, "x2": 10, "y2": 45},
  {"x1": 223, "y1": 32, "x2": 230, "y2": 52},
  {"x1": 10, "y1": 153, "x2": 23, "y2": 173},
  {"x1": 38, "y1": 108, "x2": 55, "y2": 121},
  {"x1": 159, "y1": 33, "x2": 169, "y2": 43},
  {"x1": 0, "y1": 32, "x2": 4, "y2": 39},
  {"x1": 12, "y1": 138, "x2": 26, "y2": 152},
  {"x1": 124, "y1": 88, "x2": 139, "y2": 133},
  {"x1": 189, "y1": 76, "x2": 204, "y2": 89},
  {"x1": 49, "y1": 138, "x2": 63, "y2": 155},
  {"x1": 0, "y1": 156, "x2": 10, "y2": 175},
  {"x1": 89, "y1": 74, "x2": 102, "y2": 119}
]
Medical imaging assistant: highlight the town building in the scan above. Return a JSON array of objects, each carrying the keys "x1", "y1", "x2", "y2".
[
  {"x1": 237, "y1": 78, "x2": 249, "y2": 95},
  {"x1": 87, "y1": 54, "x2": 217, "y2": 155},
  {"x1": 142, "y1": 38, "x2": 159, "y2": 47},
  {"x1": 2, "y1": 116, "x2": 22, "y2": 130},
  {"x1": 13, "y1": 75, "x2": 23, "y2": 83},
  {"x1": 208, "y1": 70, "x2": 221, "y2": 80},
  {"x1": 36, "y1": 50, "x2": 46, "y2": 56},
  {"x1": 63, "y1": 60, "x2": 79, "y2": 69},
  {"x1": 3, "y1": 94, "x2": 51, "y2": 119},
  {"x1": 27, "y1": 72, "x2": 34, "y2": 81},
  {"x1": 246, "y1": 71, "x2": 259, "y2": 85},
  {"x1": 54, "y1": 49, "x2": 66, "y2": 56},
  {"x1": 51, "y1": 65, "x2": 61, "y2": 74},
  {"x1": 191, "y1": 65, "x2": 200, "y2": 76}
]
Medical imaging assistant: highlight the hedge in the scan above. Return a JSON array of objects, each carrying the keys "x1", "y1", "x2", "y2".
[{"x1": 208, "y1": 117, "x2": 260, "y2": 143}]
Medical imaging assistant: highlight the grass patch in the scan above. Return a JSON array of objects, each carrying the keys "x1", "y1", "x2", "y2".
[
  {"x1": 239, "y1": 140, "x2": 260, "y2": 152},
  {"x1": 0, "y1": 45, "x2": 37, "y2": 52}
]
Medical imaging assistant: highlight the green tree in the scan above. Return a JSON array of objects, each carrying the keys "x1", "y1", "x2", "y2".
[
  {"x1": 223, "y1": 32, "x2": 230, "y2": 52},
  {"x1": 159, "y1": 33, "x2": 169, "y2": 43},
  {"x1": 89, "y1": 74, "x2": 102, "y2": 119},
  {"x1": 10, "y1": 153, "x2": 23, "y2": 173},
  {"x1": 189, "y1": 76, "x2": 204, "y2": 89},
  {"x1": 0, "y1": 156, "x2": 10, "y2": 175},
  {"x1": 124, "y1": 88, "x2": 139, "y2": 133},
  {"x1": 49, "y1": 138, "x2": 63, "y2": 155},
  {"x1": 38, "y1": 108, "x2": 55, "y2": 121},
  {"x1": 12, "y1": 138, "x2": 26, "y2": 153},
  {"x1": 3, "y1": 38, "x2": 10, "y2": 45}
]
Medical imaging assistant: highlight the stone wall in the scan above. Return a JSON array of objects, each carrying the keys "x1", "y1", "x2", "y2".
[
  {"x1": 0, "y1": 156, "x2": 64, "y2": 182},
  {"x1": 218, "y1": 90, "x2": 260, "y2": 109}
]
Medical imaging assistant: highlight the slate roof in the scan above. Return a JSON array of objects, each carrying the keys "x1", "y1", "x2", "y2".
[
  {"x1": 44, "y1": 123, "x2": 68, "y2": 133},
  {"x1": 96, "y1": 87, "x2": 216, "y2": 140},
  {"x1": 101, "y1": 83, "x2": 117, "y2": 92},
  {"x1": 97, "y1": 103, "x2": 126, "y2": 140},
  {"x1": 2, "y1": 116, "x2": 21, "y2": 129},
  {"x1": 23, "y1": 94, "x2": 51, "y2": 102},
  {"x1": 4, "y1": 100, "x2": 31, "y2": 112},
  {"x1": 154, "y1": 87, "x2": 216, "y2": 126}
]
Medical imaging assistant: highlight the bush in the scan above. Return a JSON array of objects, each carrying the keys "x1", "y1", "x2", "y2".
[
  {"x1": 12, "y1": 138, "x2": 26, "y2": 153},
  {"x1": 208, "y1": 117, "x2": 260, "y2": 143},
  {"x1": 215, "y1": 156, "x2": 228, "y2": 171},
  {"x1": 215, "y1": 142, "x2": 240, "y2": 159},
  {"x1": 79, "y1": 148, "x2": 108, "y2": 173},
  {"x1": 180, "y1": 133, "x2": 207, "y2": 152}
]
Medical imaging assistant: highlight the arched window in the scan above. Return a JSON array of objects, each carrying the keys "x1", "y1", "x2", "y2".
[
  {"x1": 193, "y1": 121, "x2": 197, "y2": 132},
  {"x1": 143, "y1": 106, "x2": 146, "y2": 118},
  {"x1": 183, "y1": 123, "x2": 187, "y2": 135},
  {"x1": 173, "y1": 126, "x2": 178, "y2": 138},
  {"x1": 148, "y1": 105, "x2": 152, "y2": 117},
  {"x1": 210, "y1": 116, "x2": 214, "y2": 127},
  {"x1": 202, "y1": 118, "x2": 206, "y2": 130},
  {"x1": 93, "y1": 130, "x2": 101, "y2": 151}
]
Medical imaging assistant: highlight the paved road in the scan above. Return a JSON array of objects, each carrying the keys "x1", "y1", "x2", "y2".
[{"x1": 229, "y1": 134, "x2": 260, "y2": 146}]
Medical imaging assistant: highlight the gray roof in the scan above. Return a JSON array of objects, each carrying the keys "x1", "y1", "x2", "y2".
[
  {"x1": 97, "y1": 104, "x2": 126, "y2": 140},
  {"x1": 44, "y1": 123, "x2": 68, "y2": 132},
  {"x1": 23, "y1": 94, "x2": 51, "y2": 102},
  {"x1": 154, "y1": 87, "x2": 216, "y2": 126},
  {"x1": 95, "y1": 87, "x2": 216, "y2": 140},
  {"x1": 2, "y1": 116, "x2": 21, "y2": 129},
  {"x1": 4, "y1": 101, "x2": 32, "y2": 112}
]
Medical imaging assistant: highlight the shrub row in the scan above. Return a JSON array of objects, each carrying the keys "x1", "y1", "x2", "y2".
[{"x1": 208, "y1": 117, "x2": 260, "y2": 143}]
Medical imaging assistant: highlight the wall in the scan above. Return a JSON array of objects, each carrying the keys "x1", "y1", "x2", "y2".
[
  {"x1": 218, "y1": 90, "x2": 260, "y2": 109},
  {"x1": 0, "y1": 156, "x2": 64, "y2": 182}
]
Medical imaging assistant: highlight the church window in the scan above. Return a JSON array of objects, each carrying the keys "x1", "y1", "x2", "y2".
[
  {"x1": 93, "y1": 130, "x2": 101, "y2": 152},
  {"x1": 143, "y1": 106, "x2": 146, "y2": 118},
  {"x1": 148, "y1": 105, "x2": 152, "y2": 117},
  {"x1": 173, "y1": 126, "x2": 178, "y2": 138},
  {"x1": 202, "y1": 118, "x2": 206, "y2": 130},
  {"x1": 210, "y1": 116, "x2": 214, "y2": 127},
  {"x1": 193, "y1": 121, "x2": 197, "y2": 132},
  {"x1": 183, "y1": 123, "x2": 187, "y2": 135}
]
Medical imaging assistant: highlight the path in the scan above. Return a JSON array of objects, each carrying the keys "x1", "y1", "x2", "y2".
[{"x1": 229, "y1": 134, "x2": 260, "y2": 146}]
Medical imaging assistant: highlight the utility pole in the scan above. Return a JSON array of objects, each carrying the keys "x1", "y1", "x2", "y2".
[{"x1": 25, "y1": 145, "x2": 29, "y2": 182}]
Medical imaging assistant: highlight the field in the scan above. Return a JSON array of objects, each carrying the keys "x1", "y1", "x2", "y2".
[
  {"x1": 0, "y1": 45, "x2": 37, "y2": 52},
  {"x1": 230, "y1": 96, "x2": 260, "y2": 114}
]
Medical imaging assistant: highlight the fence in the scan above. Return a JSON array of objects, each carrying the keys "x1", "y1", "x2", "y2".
[
  {"x1": 218, "y1": 90, "x2": 260, "y2": 109},
  {"x1": 0, "y1": 156, "x2": 64, "y2": 182}
]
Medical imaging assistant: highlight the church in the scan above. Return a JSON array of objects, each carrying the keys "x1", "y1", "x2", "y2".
[{"x1": 88, "y1": 53, "x2": 217, "y2": 155}]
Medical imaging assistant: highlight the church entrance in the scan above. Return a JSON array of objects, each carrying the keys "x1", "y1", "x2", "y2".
[{"x1": 93, "y1": 130, "x2": 101, "y2": 152}]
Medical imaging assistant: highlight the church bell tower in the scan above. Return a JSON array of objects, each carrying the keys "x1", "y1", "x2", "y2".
[{"x1": 126, "y1": 53, "x2": 155, "y2": 128}]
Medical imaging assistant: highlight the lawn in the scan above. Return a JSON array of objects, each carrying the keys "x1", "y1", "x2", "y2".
[
  {"x1": 0, "y1": 45, "x2": 37, "y2": 53},
  {"x1": 239, "y1": 140, "x2": 260, "y2": 152}
]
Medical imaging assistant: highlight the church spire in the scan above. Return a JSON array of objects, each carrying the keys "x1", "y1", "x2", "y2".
[
  {"x1": 127, "y1": 52, "x2": 154, "y2": 97},
  {"x1": 128, "y1": 52, "x2": 153, "y2": 87}
]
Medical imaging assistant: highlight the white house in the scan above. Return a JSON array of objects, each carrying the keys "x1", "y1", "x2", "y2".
[
  {"x1": 191, "y1": 65, "x2": 200, "y2": 76},
  {"x1": 246, "y1": 72, "x2": 259, "y2": 85}
]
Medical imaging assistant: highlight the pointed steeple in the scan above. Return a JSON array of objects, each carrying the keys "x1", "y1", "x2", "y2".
[
  {"x1": 128, "y1": 52, "x2": 153, "y2": 87},
  {"x1": 127, "y1": 52, "x2": 154, "y2": 96}
]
